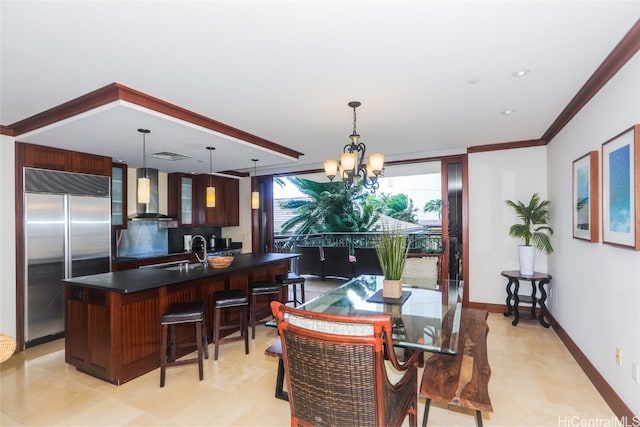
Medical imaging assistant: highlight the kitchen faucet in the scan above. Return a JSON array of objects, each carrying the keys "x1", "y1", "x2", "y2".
[{"x1": 191, "y1": 235, "x2": 207, "y2": 267}]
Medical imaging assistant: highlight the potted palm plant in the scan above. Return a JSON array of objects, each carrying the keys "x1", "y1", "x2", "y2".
[
  {"x1": 376, "y1": 224, "x2": 409, "y2": 298},
  {"x1": 505, "y1": 193, "x2": 554, "y2": 275}
]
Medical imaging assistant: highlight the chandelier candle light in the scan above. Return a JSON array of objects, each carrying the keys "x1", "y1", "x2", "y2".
[
  {"x1": 323, "y1": 101, "x2": 384, "y2": 192},
  {"x1": 206, "y1": 147, "x2": 216, "y2": 208},
  {"x1": 251, "y1": 159, "x2": 259, "y2": 210},
  {"x1": 137, "y1": 128, "x2": 151, "y2": 204}
]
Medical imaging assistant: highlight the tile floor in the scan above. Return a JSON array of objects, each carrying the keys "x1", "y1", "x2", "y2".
[{"x1": 1, "y1": 277, "x2": 615, "y2": 426}]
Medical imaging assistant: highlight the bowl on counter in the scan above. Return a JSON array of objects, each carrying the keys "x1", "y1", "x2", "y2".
[{"x1": 207, "y1": 255, "x2": 234, "y2": 269}]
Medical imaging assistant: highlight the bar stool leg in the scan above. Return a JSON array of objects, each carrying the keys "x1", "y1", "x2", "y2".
[
  {"x1": 160, "y1": 324, "x2": 168, "y2": 387},
  {"x1": 250, "y1": 294, "x2": 257, "y2": 340},
  {"x1": 214, "y1": 307, "x2": 221, "y2": 361},
  {"x1": 195, "y1": 320, "x2": 203, "y2": 381},
  {"x1": 242, "y1": 305, "x2": 249, "y2": 354},
  {"x1": 202, "y1": 323, "x2": 209, "y2": 360},
  {"x1": 169, "y1": 324, "x2": 176, "y2": 362}
]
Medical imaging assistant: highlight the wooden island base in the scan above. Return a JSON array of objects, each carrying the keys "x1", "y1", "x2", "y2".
[{"x1": 64, "y1": 254, "x2": 292, "y2": 385}]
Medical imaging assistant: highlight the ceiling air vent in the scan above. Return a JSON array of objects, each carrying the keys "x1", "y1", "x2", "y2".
[{"x1": 147, "y1": 151, "x2": 192, "y2": 161}]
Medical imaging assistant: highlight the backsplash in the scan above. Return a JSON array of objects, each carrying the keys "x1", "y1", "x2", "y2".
[
  {"x1": 116, "y1": 223, "x2": 223, "y2": 258},
  {"x1": 168, "y1": 227, "x2": 221, "y2": 253},
  {"x1": 118, "y1": 221, "x2": 168, "y2": 258}
]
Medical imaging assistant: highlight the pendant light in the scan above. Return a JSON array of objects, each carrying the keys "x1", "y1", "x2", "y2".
[
  {"x1": 137, "y1": 128, "x2": 151, "y2": 204},
  {"x1": 206, "y1": 147, "x2": 216, "y2": 208},
  {"x1": 251, "y1": 159, "x2": 259, "y2": 210}
]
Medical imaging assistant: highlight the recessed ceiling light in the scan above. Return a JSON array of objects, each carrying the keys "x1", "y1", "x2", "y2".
[
  {"x1": 467, "y1": 78, "x2": 480, "y2": 85},
  {"x1": 501, "y1": 109, "x2": 516, "y2": 116},
  {"x1": 512, "y1": 68, "x2": 531, "y2": 78}
]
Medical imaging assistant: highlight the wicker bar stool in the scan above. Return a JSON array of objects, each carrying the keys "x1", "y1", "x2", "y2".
[
  {"x1": 159, "y1": 300, "x2": 208, "y2": 387},
  {"x1": 212, "y1": 289, "x2": 249, "y2": 360},
  {"x1": 249, "y1": 280, "x2": 281, "y2": 339},
  {"x1": 275, "y1": 272, "x2": 305, "y2": 307}
]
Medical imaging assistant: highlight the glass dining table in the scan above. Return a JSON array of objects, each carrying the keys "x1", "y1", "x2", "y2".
[{"x1": 293, "y1": 275, "x2": 463, "y2": 354}]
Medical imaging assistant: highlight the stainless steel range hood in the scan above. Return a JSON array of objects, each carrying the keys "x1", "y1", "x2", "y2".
[{"x1": 128, "y1": 168, "x2": 174, "y2": 221}]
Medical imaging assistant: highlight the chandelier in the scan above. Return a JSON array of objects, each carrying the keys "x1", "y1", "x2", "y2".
[{"x1": 323, "y1": 101, "x2": 384, "y2": 192}]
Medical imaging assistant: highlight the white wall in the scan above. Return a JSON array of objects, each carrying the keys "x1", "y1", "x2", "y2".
[
  {"x1": 0, "y1": 135, "x2": 16, "y2": 337},
  {"x1": 547, "y1": 52, "x2": 640, "y2": 416},
  {"x1": 468, "y1": 146, "x2": 548, "y2": 305}
]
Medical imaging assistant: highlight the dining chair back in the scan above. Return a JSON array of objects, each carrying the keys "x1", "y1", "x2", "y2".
[{"x1": 270, "y1": 301, "x2": 419, "y2": 427}]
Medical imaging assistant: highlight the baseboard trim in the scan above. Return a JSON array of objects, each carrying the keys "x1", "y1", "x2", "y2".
[
  {"x1": 466, "y1": 301, "x2": 637, "y2": 420},
  {"x1": 547, "y1": 312, "x2": 636, "y2": 420}
]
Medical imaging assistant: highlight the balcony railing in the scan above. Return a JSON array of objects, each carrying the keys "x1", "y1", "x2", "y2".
[{"x1": 273, "y1": 231, "x2": 443, "y2": 255}]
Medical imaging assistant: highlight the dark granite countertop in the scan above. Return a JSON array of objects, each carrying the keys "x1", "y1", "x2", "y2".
[
  {"x1": 63, "y1": 253, "x2": 298, "y2": 293},
  {"x1": 112, "y1": 252, "x2": 192, "y2": 263}
]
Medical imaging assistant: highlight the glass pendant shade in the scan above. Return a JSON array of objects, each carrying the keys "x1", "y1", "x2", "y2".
[
  {"x1": 206, "y1": 147, "x2": 216, "y2": 208},
  {"x1": 324, "y1": 159, "x2": 338, "y2": 179},
  {"x1": 340, "y1": 152, "x2": 357, "y2": 171},
  {"x1": 137, "y1": 176, "x2": 150, "y2": 204},
  {"x1": 368, "y1": 153, "x2": 384, "y2": 173},
  {"x1": 251, "y1": 159, "x2": 260, "y2": 210},
  {"x1": 206, "y1": 186, "x2": 216, "y2": 208},
  {"x1": 366, "y1": 163, "x2": 375, "y2": 178},
  {"x1": 137, "y1": 128, "x2": 151, "y2": 204}
]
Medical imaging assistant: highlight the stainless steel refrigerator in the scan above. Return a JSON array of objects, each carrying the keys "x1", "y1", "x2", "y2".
[{"x1": 24, "y1": 168, "x2": 111, "y2": 345}]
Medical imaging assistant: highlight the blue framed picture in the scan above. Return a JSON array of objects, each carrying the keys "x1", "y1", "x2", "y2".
[
  {"x1": 573, "y1": 151, "x2": 598, "y2": 242},
  {"x1": 602, "y1": 125, "x2": 639, "y2": 250}
]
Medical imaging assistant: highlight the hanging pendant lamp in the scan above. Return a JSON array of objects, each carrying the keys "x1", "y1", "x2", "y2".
[
  {"x1": 251, "y1": 159, "x2": 259, "y2": 210},
  {"x1": 137, "y1": 128, "x2": 151, "y2": 204},
  {"x1": 206, "y1": 147, "x2": 216, "y2": 208}
]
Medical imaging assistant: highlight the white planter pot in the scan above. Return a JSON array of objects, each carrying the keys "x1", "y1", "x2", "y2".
[{"x1": 518, "y1": 245, "x2": 536, "y2": 276}]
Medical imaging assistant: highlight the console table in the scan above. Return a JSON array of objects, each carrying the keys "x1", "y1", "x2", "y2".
[{"x1": 501, "y1": 270, "x2": 552, "y2": 327}]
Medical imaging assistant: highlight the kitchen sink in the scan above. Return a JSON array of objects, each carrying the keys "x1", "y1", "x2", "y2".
[{"x1": 163, "y1": 262, "x2": 206, "y2": 272}]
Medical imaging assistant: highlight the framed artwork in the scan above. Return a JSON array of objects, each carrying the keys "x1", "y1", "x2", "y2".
[
  {"x1": 572, "y1": 151, "x2": 599, "y2": 242},
  {"x1": 601, "y1": 124, "x2": 640, "y2": 250}
]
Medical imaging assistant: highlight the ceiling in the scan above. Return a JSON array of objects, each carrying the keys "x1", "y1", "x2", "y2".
[{"x1": 1, "y1": 1, "x2": 639, "y2": 178}]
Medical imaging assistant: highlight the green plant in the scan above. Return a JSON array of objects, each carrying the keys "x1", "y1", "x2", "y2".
[
  {"x1": 505, "y1": 193, "x2": 554, "y2": 254},
  {"x1": 376, "y1": 225, "x2": 409, "y2": 280}
]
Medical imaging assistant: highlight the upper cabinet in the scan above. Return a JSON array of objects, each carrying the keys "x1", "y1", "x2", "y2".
[
  {"x1": 168, "y1": 173, "x2": 194, "y2": 227},
  {"x1": 111, "y1": 163, "x2": 127, "y2": 229},
  {"x1": 190, "y1": 174, "x2": 239, "y2": 227},
  {"x1": 194, "y1": 174, "x2": 223, "y2": 226},
  {"x1": 222, "y1": 177, "x2": 239, "y2": 226},
  {"x1": 22, "y1": 143, "x2": 111, "y2": 176}
]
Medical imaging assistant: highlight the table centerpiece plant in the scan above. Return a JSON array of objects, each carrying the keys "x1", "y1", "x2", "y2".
[
  {"x1": 505, "y1": 193, "x2": 554, "y2": 275},
  {"x1": 376, "y1": 224, "x2": 409, "y2": 298}
]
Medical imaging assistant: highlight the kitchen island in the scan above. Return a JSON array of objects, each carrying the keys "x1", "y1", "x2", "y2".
[{"x1": 62, "y1": 253, "x2": 296, "y2": 385}]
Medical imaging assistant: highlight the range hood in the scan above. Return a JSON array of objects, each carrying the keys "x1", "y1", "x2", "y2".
[{"x1": 128, "y1": 168, "x2": 175, "y2": 221}]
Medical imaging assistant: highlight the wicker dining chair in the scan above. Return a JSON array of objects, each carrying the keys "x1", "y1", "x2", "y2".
[{"x1": 270, "y1": 301, "x2": 420, "y2": 427}]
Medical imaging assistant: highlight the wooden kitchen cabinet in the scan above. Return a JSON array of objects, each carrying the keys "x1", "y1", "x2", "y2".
[
  {"x1": 195, "y1": 174, "x2": 223, "y2": 226},
  {"x1": 22, "y1": 144, "x2": 68, "y2": 171},
  {"x1": 21, "y1": 143, "x2": 111, "y2": 176},
  {"x1": 222, "y1": 177, "x2": 239, "y2": 226},
  {"x1": 168, "y1": 173, "x2": 194, "y2": 227},
  {"x1": 111, "y1": 163, "x2": 128, "y2": 229},
  {"x1": 69, "y1": 151, "x2": 111, "y2": 175},
  {"x1": 193, "y1": 174, "x2": 239, "y2": 227}
]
